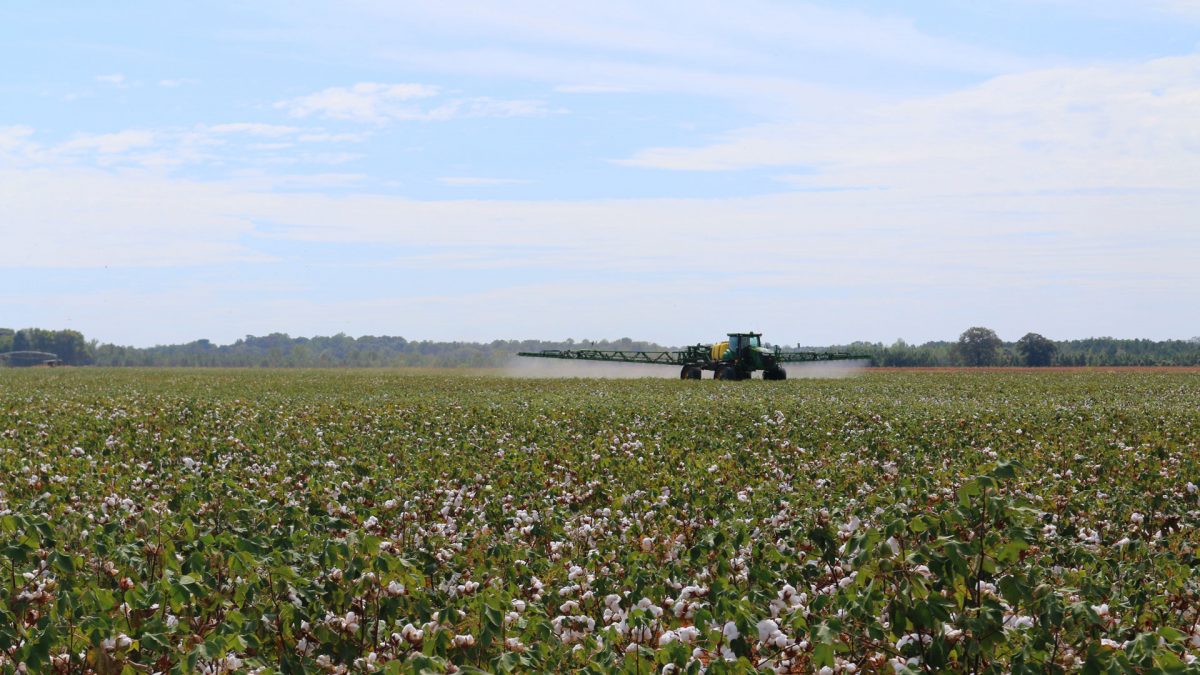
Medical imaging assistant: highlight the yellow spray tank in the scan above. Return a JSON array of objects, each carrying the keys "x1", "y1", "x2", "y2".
[{"x1": 710, "y1": 341, "x2": 729, "y2": 360}]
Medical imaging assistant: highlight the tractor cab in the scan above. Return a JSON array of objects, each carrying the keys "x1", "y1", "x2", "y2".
[{"x1": 727, "y1": 332, "x2": 762, "y2": 352}]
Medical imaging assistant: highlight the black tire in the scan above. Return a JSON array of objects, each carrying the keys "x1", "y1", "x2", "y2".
[
  {"x1": 764, "y1": 367, "x2": 787, "y2": 381},
  {"x1": 680, "y1": 365, "x2": 702, "y2": 380},
  {"x1": 716, "y1": 366, "x2": 740, "y2": 381}
]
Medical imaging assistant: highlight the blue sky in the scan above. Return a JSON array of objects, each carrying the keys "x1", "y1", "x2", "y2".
[{"x1": 2, "y1": 1, "x2": 1198, "y2": 346}]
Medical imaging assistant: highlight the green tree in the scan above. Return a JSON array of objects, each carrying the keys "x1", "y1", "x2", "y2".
[
  {"x1": 1016, "y1": 332, "x2": 1057, "y2": 367},
  {"x1": 955, "y1": 326, "x2": 1002, "y2": 366},
  {"x1": 12, "y1": 329, "x2": 31, "y2": 352}
]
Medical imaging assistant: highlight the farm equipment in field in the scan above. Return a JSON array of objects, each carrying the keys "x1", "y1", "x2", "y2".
[{"x1": 518, "y1": 332, "x2": 863, "y2": 380}]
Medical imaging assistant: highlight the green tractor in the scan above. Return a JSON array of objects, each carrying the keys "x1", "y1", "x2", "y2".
[{"x1": 518, "y1": 332, "x2": 862, "y2": 380}]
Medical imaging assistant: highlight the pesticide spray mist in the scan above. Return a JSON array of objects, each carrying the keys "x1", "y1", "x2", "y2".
[
  {"x1": 504, "y1": 356, "x2": 870, "y2": 379},
  {"x1": 503, "y1": 357, "x2": 678, "y2": 379},
  {"x1": 784, "y1": 359, "x2": 870, "y2": 379}
]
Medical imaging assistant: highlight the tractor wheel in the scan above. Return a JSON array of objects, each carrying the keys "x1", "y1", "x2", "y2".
[
  {"x1": 716, "y1": 366, "x2": 740, "y2": 381},
  {"x1": 680, "y1": 365, "x2": 701, "y2": 380},
  {"x1": 764, "y1": 367, "x2": 787, "y2": 381}
]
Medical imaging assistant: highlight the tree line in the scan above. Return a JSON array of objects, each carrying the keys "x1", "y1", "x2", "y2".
[
  {"x1": 0, "y1": 328, "x2": 93, "y2": 365},
  {"x1": 821, "y1": 328, "x2": 1200, "y2": 367},
  {"x1": 4, "y1": 326, "x2": 1200, "y2": 368}
]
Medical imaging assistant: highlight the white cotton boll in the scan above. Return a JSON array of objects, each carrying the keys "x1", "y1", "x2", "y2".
[
  {"x1": 757, "y1": 619, "x2": 779, "y2": 642},
  {"x1": 722, "y1": 621, "x2": 739, "y2": 641},
  {"x1": 1005, "y1": 614, "x2": 1035, "y2": 630},
  {"x1": 452, "y1": 634, "x2": 475, "y2": 648},
  {"x1": 819, "y1": 667, "x2": 834, "y2": 675},
  {"x1": 641, "y1": 537, "x2": 654, "y2": 552},
  {"x1": 1130, "y1": 512, "x2": 1144, "y2": 524},
  {"x1": 512, "y1": 599, "x2": 526, "y2": 612},
  {"x1": 885, "y1": 536, "x2": 901, "y2": 556},
  {"x1": 659, "y1": 630, "x2": 678, "y2": 646},
  {"x1": 1092, "y1": 603, "x2": 1109, "y2": 617}
]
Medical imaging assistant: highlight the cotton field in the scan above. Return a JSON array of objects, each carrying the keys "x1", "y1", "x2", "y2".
[{"x1": 1, "y1": 369, "x2": 1198, "y2": 673}]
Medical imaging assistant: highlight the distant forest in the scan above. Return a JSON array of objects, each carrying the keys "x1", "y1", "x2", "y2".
[{"x1": 4, "y1": 327, "x2": 1200, "y2": 368}]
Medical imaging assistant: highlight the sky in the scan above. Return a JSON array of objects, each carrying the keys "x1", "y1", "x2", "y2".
[{"x1": 2, "y1": 1, "x2": 1199, "y2": 347}]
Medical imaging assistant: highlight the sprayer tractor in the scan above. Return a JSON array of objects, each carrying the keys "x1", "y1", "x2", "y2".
[{"x1": 518, "y1": 332, "x2": 863, "y2": 380}]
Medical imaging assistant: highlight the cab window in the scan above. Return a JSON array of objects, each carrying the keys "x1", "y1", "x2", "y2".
[
  {"x1": 728, "y1": 335, "x2": 742, "y2": 351},
  {"x1": 748, "y1": 335, "x2": 761, "y2": 348}
]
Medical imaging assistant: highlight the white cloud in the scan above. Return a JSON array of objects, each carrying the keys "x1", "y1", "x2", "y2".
[
  {"x1": 555, "y1": 84, "x2": 636, "y2": 94},
  {"x1": 296, "y1": 132, "x2": 370, "y2": 143},
  {"x1": 620, "y1": 54, "x2": 1200, "y2": 194},
  {"x1": 3, "y1": 164, "x2": 1197, "y2": 343},
  {"x1": 1020, "y1": 0, "x2": 1200, "y2": 21},
  {"x1": 0, "y1": 169, "x2": 265, "y2": 268},
  {"x1": 276, "y1": 82, "x2": 440, "y2": 122},
  {"x1": 95, "y1": 73, "x2": 127, "y2": 86},
  {"x1": 277, "y1": 82, "x2": 556, "y2": 123},
  {"x1": 55, "y1": 130, "x2": 158, "y2": 155},
  {"x1": 208, "y1": 123, "x2": 302, "y2": 136},
  {"x1": 437, "y1": 176, "x2": 531, "y2": 186},
  {"x1": 0, "y1": 126, "x2": 35, "y2": 152}
]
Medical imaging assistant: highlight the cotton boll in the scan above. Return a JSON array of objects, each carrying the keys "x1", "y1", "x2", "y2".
[{"x1": 757, "y1": 619, "x2": 779, "y2": 642}]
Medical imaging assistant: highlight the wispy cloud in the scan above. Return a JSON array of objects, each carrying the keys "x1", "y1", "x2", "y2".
[
  {"x1": 1021, "y1": 0, "x2": 1200, "y2": 21},
  {"x1": 56, "y1": 130, "x2": 158, "y2": 155},
  {"x1": 555, "y1": 84, "x2": 636, "y2": 94},
  {"x1": 296, "y1": 132, "x2": 370, "y2": 143},
  {"x1": 276, "y1": 82, "x2": 557, "y2": 123},
  {"x1": 619, "y1": 54, "x2": 1200, "y2": 194},
  {"x1": 0, "y1": 126, "x2": 35, "y2": 153},
  {"x1": 437, "y1": 176, "x2": 531, "y2": 186},
  {"x1": 278, "y1": 83, "x2": 440, "y2": 122},
  {"x1": 95, "y1": 73, "x2": 128, "y2": 87},
  {"x1": 207, "y1": 123, "x2": 302, "y2": 137}
]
